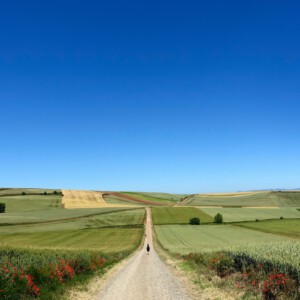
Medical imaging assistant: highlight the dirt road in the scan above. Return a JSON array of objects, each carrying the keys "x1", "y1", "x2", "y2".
[{"x1": 95, "y1": 208, "x2": 192, "y2": 300}]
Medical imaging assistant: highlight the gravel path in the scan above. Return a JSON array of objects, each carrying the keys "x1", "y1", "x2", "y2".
[{"x1": 95, "y1": 208, "x2": 192, "y2": 300}]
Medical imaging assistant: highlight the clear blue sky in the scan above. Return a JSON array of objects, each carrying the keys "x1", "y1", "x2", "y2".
[{"x1": 1, "y1": 1, "x2": 300, "y2": 193}]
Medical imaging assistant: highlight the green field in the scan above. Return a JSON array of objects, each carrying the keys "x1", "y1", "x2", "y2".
[
  {"x1": 225, "y1": 241, "x2": 300, "y2": 275},
  {"x1": 0, "y1": 194, "x2": 62, "y2": 212},
  {"x1": 0, "y1": 188, "x2": 61, "y2": 197},
  {"x1": 154, "y1": 224, "x2": 293, "y2": 254},
  {"x1": 152, "y1": 207, "x2": 213, "y2": 224},
  {"x1": 132, "y1": 191, "x2": 187, "y2": 201},
  {"x1": 0, "y1": 188, "x2": 145, "y2": 225},
  {"x1": 0, "y1": 189, "x2": 145, "y2": 252},
  {"x1": 0, "y1": 227, "x2": 143, "y2": 252},
  {"x1": 120, "y1": 191, "x2": 186, "y2": 204},
  {"x1": 234, "y1": 219, "x2": 300, "y2": 238},
  {"x1": 201, "y1": 207, "x2": 300, "y2": 222},
  {"x1": 0, "y1": 207, "x2": 137, "y2": 224},
  {"x1": 0, "y1": 209, "x2": 145, "y2": 233},
  {"x1": 104, "y1": 194, "x2": 145, "y2": 206},
  {"x1": 182, "y1": 191, "x2": 300, "y2": 207},
  {"x1": 0, "y1": 189, "x2": 146, "y2": 299}
]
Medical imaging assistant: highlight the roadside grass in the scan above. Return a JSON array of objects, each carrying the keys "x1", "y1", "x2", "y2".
[
  {"x1": 0, "y1": 208, "x2": 145, "y2": 233},
  {"x1": 0, "y1": 227, "x2": 143, "y2": 252},
  {"x1": 152, "y1": 207, "x2": 213, "y2": 225},
  {"x1": 200, "y1": 207, "x2": 300, "y2": 222},
  {"x1": 183, "y1": 191, "x2": 300, "y2": 207},
  {"x1": 152, "y1": 226, "x2": 247, "y2": 300},
  {"x1": 233, "y1": 219, "x2": 300, "y2": 238},
  {"x1": 155, "y1": 225, "x2": 300, "y2": 299},
  {"x1": 120, "y1": 192, "x2": 180, "y2": 204},
  {"x1": 0, "y1": 246, "x2": 133, "y2": 300},
  {"x1": 154, "y1": 224, "x2": 293, "y2": 254},
  {"x1": 181, "y1": 242, "x2": 300, "y2": 300},
  {"x1": 178, "y1": 253, "x2": 259, "y2": 300},
  {"x1": 0, "y1": 207, "x2": 133, "y2": 224}
]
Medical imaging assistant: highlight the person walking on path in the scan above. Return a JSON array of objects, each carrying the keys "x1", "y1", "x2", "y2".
[{"x1": 146, "y1": 243, "x2": 150, "y2": 255}]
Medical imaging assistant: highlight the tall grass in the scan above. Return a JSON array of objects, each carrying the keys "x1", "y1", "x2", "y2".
[
  {"x1": 225, "y1": 241, "x2": 300, "y2": 282},
  {"x1": 0, "y1": 246, "x2": 130, "y2": 299},
  {"x1": 183, "y1": 242, "x2": 300, "y2": 299}
]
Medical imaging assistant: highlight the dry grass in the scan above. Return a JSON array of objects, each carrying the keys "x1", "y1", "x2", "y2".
[
  {"x1": 62, "y1": 190, "x2": 132, "y2": 209},
  {"x1": 196, "y1": 192, "x2": 263, "y2": 198}
]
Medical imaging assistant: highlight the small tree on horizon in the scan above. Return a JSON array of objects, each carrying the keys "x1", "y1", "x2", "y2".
[
  {"x1": 189, "y1": 217, "x2": 200, "y2": 225},
  {"x1": 0, "y1": 203, "x2": 5, "y2": 213},
  {"x1": 214, "y1": 213, "x2": 223, "y2": 224}
]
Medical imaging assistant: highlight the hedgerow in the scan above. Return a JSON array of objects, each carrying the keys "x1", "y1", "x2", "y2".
[
  {"x1": 0, "y1": 247, "x2": 129, "y2": 299},
  {"x1": 183, "y1": 242, "x2": 300, "y2": 299}
]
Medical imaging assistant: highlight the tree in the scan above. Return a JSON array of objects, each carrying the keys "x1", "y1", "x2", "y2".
[
  {"x1": 189, "y1": 217, "x2": 200, "y2": 225},
  {"x1": 0, "y1": 203, "x2": 5, "y2": 213},
  {"x1": 214, "y1": 213, "x2": 223, "y2": 224}
]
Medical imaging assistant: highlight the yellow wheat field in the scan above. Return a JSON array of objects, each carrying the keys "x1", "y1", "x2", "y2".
[
  {"x1": 62, "y1": 190, "x2": 131, "y2": 209},
  {"x1": 196, "y1": 192, "x2": 264, "y2": 198}
]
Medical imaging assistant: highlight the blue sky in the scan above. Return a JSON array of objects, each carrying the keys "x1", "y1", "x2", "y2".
[{"x1": 1, "y1": 0, "x2": 300, "y2": 193}]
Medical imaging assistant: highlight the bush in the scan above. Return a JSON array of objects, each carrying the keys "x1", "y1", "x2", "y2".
[
  {"x1": 189, "y1": 217, "x2": 200, "y2": 225},
  {"x1": 53, "y1": 191, "x2": 58, "y2": 195},
  {"x1": 214, "y1": 213, "x2": 223, "y2": 224},
  {"x1": 44, "y1": 191, "x2": 47, "y2": 195},
  {"x1": 280, "y1": 216, "x2": 284, "y2": 220},
  {"x1": 21, "y1": 192, "x2": 26, "y2": 195},
  {"x1": 210, "y1": 254, "x2": 234, "y2": 277},
  {"x1": 0, "y1": 203, "x2": 5, "y2": 213}
]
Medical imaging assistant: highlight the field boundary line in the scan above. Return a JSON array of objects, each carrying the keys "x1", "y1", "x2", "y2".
[{"x1": 0, "y1": 208, "x2": 142, "y2": 227}]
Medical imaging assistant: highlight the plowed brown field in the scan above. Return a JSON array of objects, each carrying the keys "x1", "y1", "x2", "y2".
[{"x1": 108, "y1": 192, "x2": 166, "y2": 206}]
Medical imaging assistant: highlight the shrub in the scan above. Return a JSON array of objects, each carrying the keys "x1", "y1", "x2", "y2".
[
  {"x1": 189, "y1": 217, "x2": 200, "y2": 225},
  {"x1": 22, "y1": 192, "x2": 26, "y2": 195},
  {"x1": 214, "y1": 213, "x2": 223, "y2": 224},
  {"x1": 44, "y1": 191, "x2": 47, "y2": 195},
  {"x1": 53, "y1": 191, "x2": 58, "y2": 195},
  {"x1": 210, "y1": 254, "x2": 234, "y2": 277},
  {"x1": 256, "y1": 219, "x2": 259, "y2": 222},
  {"x1": 0, "y1": 203, "x2": 5, "y2": 213},
  {"x1": 280, "y1": 216, "x2": 284, "y2": 220}
]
